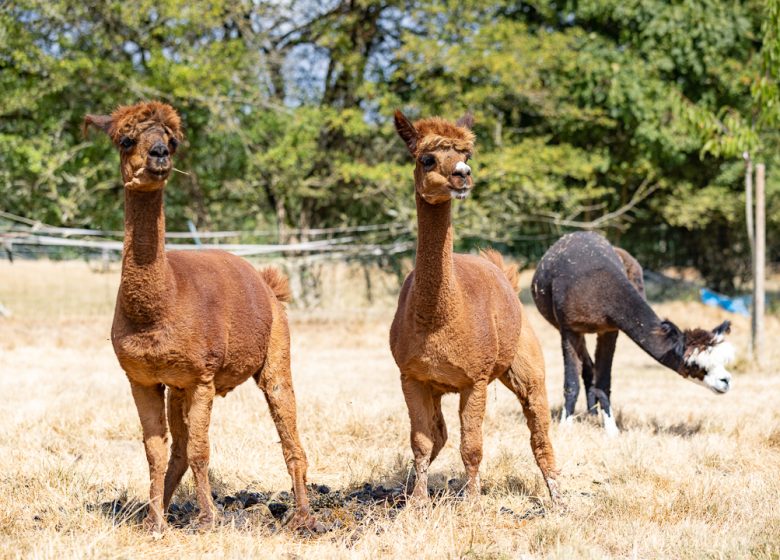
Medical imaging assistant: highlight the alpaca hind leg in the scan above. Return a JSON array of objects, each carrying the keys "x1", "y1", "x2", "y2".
[
  {"x1": 256, "y1": 312, "x2": 319, "y2": 531},
  {"x1": 129, "y1": 381, "x2": 169, "y2": 533},
  {"x1": 502, "y1": 327, "x2": 561, "y2": 503},
  {"x1": 401, "y1": 375, "x2": 436, "y2": 500},
  {"x1": 560, "y1": 330, "x2": 584, "y2": 423},
  {"x1": 593, "y1": 331, "x2": 619, "y2": 437},
  {"x1": 459, "y1": 381, "x2": 487, "y2": 498},
  {"x1": 163, "y1": 387, "x2": 189, "y2": 511},
  {"x1": 430, "y1": 392, "x2": 448, "y2": 464},
  {"x1": 184, "y1": 383, "x2": 216, "y2": 528}
]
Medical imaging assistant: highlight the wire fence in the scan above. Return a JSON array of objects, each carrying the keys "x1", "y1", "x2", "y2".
[{"x1": 0, "y1": 210, "x2": 416, "y2": 265}]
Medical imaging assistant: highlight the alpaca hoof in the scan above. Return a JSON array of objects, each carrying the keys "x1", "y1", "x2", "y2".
[
  {"x1": 602, "y1": 412, "x2": 619, "y2": 438},
  {"x1": 406, "y1": 489, "x2": 431, "y2": 507},
  {"x1": 142, "y1": 515, "x2": 167, "y2": 537},
  {"x1": 463, "y1": 477, "x2": 482, "y2": 500},
  {"x1": 285, "y1": 510, "x2": 328, "y2": 534},
  {"x1": 191, "y1": 512, "x2": 216, "y2": 532},
  {"x1": 546, "y1": 477, "x2": 563, "y2": 506}
]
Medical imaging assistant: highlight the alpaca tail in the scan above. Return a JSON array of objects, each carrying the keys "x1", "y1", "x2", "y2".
[
  {"x1": 480, "y1": 248, "x2": 520, "y2": 293},
  {"x1": 259, "y1": 267, "x2": 292, "y2": 304}
]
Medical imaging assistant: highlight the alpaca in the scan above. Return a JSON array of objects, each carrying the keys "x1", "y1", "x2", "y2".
[
  {"x1": 531, "y1": 231, "x2": 735, "y2": 436},
  {"x1": 389, "y1": 111, "x2": 560, "y2": 502},
  {"x1": 84, "y1": 102, "x2": 318, "y2": 532}
]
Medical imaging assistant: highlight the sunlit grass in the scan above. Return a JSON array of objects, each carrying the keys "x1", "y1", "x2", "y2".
[{"x1": 0, "y1": 260, "x2": 778, "y2": 558}]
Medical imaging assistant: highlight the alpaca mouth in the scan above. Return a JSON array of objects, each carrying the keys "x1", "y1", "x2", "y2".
[
  {"x1": 146, "y1": 167, "x2": 170, "y2": 179},
  {"x1": 450, "y1": 187, "x2": 470, "y2": 200}
]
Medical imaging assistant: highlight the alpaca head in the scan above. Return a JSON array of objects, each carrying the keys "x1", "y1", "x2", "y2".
[
  {"x1": 84, "y1": 101, "x2": 183, "y2": 191},
  {"x1": 660, "y1": 319, "x2": 735, "y2": 394},
  {"x1": 394, "y1": 110, "x2": 475, "y2": 204}
]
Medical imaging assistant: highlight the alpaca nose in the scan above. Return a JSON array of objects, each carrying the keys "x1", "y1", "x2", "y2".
[
  {"x1": 453, "y1": 161, "x2": 471, "y2": 177},
  {"x1": 149, "y1": 141, "x2": 169, "y2": 159}
]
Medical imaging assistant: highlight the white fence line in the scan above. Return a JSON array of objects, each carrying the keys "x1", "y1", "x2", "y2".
[
  {"x1": 0, "y1": 210, "x2": 408, "y2": 240},
  {"x1": 0, "y1": 211, "x2": 415, "y2": 261}
]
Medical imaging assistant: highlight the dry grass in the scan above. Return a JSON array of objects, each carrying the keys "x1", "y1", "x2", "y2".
[{"x1": 1, "y1": 259, "x2": 779, "y2": 559}]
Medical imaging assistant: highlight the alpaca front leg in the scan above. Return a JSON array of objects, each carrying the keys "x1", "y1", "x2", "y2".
[
  {"x1": 129, "y1": 381, "x2": 169, "y2": 533},
  {"x1": 459, "y1": 381, "x2": 487, "y2": 498},
  {"x1": 185, "y1": 383, "x2": 216, "y2": 528},
  {"x1": 401, "y1": 375, "x2": 436, "y2": 500},
  {"x1": 163, "y1": 387, "x2": 189, "y2": 510},
  {"x1": 593, "y1": 331, "x2": 619, "y2": 437},
  {"x1": 560, "y1": 330, "x2": 584, "y2": 423}
]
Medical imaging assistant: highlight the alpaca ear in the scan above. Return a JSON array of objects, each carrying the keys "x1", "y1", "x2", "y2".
[
  {"x1": 456, "y1": 112, "x2": 474, "y2": 129},
  {"x1": 83, "y1": 114, "x2": 113, "y2": 138},
  {"x1": 658, "y1": 319, "x2": 682, "y2": 339},
  {"x1": 394, "y1": 110, "x2": 418, "y2": 155},
  {"x1": 712, "y1": 320, "x2": 731, "y2": 337}
]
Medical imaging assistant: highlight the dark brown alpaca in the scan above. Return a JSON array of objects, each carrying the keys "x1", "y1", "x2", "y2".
[
  {"x1": 390, "y1": 111, "x2": 560, "y2": 502},
  {"x1": 84, "y1": 101, "x2": 318, "y2": 532},
  {"x1": 532, "y1": 232, "x2": 735, "y2": 436}
]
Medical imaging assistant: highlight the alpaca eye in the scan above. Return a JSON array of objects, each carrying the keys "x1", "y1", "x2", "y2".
[
  {"x1": 420, "y1": 154, "x2": 436, "y2": 169},
  {"x1": 169, "y1": 137, "x2": 179, "y2": 152},
  {"x1": 119, "y1": 137, "x2": 135, "y2": 150},
  {"x1": 465, "y1": 154, "x2": 471, "y2": 162}
]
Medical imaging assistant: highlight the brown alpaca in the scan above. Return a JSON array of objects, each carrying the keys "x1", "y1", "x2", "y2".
[
  {"x1": 84, "y1": 102, "x2": 318, "y2": 532},
  {"x1": 389, "y1": 111, "x2": 560, "y2": 502}
]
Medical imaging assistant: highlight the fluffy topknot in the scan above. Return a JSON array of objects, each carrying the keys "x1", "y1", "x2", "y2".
[
  {"x1": 413, "y1": 116, "x2": 475, "y2": 155},
  {"x1": 84, "y1": 101, "x2": 183, "y2": 145},
  {"x1": 108, "y1": 101, "x2": 182, "y2": 144}
]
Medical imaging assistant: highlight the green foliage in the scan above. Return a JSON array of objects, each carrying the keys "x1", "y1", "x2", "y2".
[{"x1": 1, "y1": 0, "x2": 778, "y2": 291}]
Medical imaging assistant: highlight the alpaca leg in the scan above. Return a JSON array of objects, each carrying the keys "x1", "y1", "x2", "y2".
[
  {"x1": 129, "y1": 381, "x2": 169, "y2": 533},
  {"x1": 401, "y1": 375, "x2": 436, "y2": 500},
  {"x1": 163, "y1": 387, "x2": 189, "y2": 510},
  {"x1": 560, "y1": 330, "x2": 584, "y2": 423},
  {"x1": 502, "y1": 327, "x2": 561, "y2": 503},
  {"x1": 459, "y1": 380, "x2": 487, "y2": 498},
  {"x1": 580, "y1": 345, "x2": 597, "y2": 414},
  {"x1": 430, "y1": 392, "x2": 448, "y2": 464},
  {"x1": 256, "y1": 313, "x2": 318, "y2": 531},
  {"x1": 184, "y1": 383, "x2": 216, "y2": 528},
  {"x1": 593, "y1": 331, "x2": 619, "y2": 437}
]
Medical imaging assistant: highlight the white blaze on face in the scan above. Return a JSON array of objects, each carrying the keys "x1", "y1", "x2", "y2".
[
  {"x1": 685, "y1": 340, "x2": 736, "y2": 394},
  {"x1": 454, "y1": 161, "x2": 471, "y2": 176}
]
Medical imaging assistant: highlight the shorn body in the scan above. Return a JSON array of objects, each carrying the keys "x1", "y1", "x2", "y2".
[
  {"x1": 85, "y1": 102, "x2": 318, "y2": 532},
  {"x1": 532, "y1": 231, "x2": 735, "y2": 436},
  {"x1": 389, "y1": 110, "x2": 560, "y2": 502}
]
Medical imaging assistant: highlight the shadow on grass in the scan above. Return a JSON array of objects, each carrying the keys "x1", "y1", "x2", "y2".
[{"x1": 91, "y1": 464, "x2": 549, "y2": 536}]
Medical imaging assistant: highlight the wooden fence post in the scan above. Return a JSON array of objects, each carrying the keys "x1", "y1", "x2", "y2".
[
  {"x1": 745, "y1": 154, "x2": 754, "y2": 361},
  {"x1": 753, "y1": 163, "x2": 766, "y2": 367}
]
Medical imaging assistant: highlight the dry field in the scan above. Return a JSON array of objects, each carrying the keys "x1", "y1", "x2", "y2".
[{"x1": 1, "y1": 259, "x2": 779, "y2": 559}]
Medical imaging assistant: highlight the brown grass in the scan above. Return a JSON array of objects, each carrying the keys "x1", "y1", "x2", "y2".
[{"x1": 1, "y1": 260, "x2": 779, "y2": 559}]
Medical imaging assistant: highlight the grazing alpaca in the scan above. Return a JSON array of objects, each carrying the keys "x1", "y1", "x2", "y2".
[
  {"x1": 84, "y1": 102, "x2": 317, "y2": 532},
  {"x1": 389, "y1": 111, "x2": 560, "y2": 502},
  {"x1": 532, "y1": 231, "x2": 735, "y2": 436}
]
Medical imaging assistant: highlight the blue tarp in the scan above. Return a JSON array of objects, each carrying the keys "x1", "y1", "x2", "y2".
[{"x1": 700, "y1": 288, "x2": 751, "y2": 317}]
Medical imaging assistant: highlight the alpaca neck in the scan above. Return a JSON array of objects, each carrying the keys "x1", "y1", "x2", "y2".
[
  {"x1": 119, "y1": 188, "x2": 173, "y2": 324},
  {"x1": 614, "y1": 290, "x2": 684, "y2": 372},
  {"x1": 411, "y1": 192, "x2": 459, "y2": 325}
]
